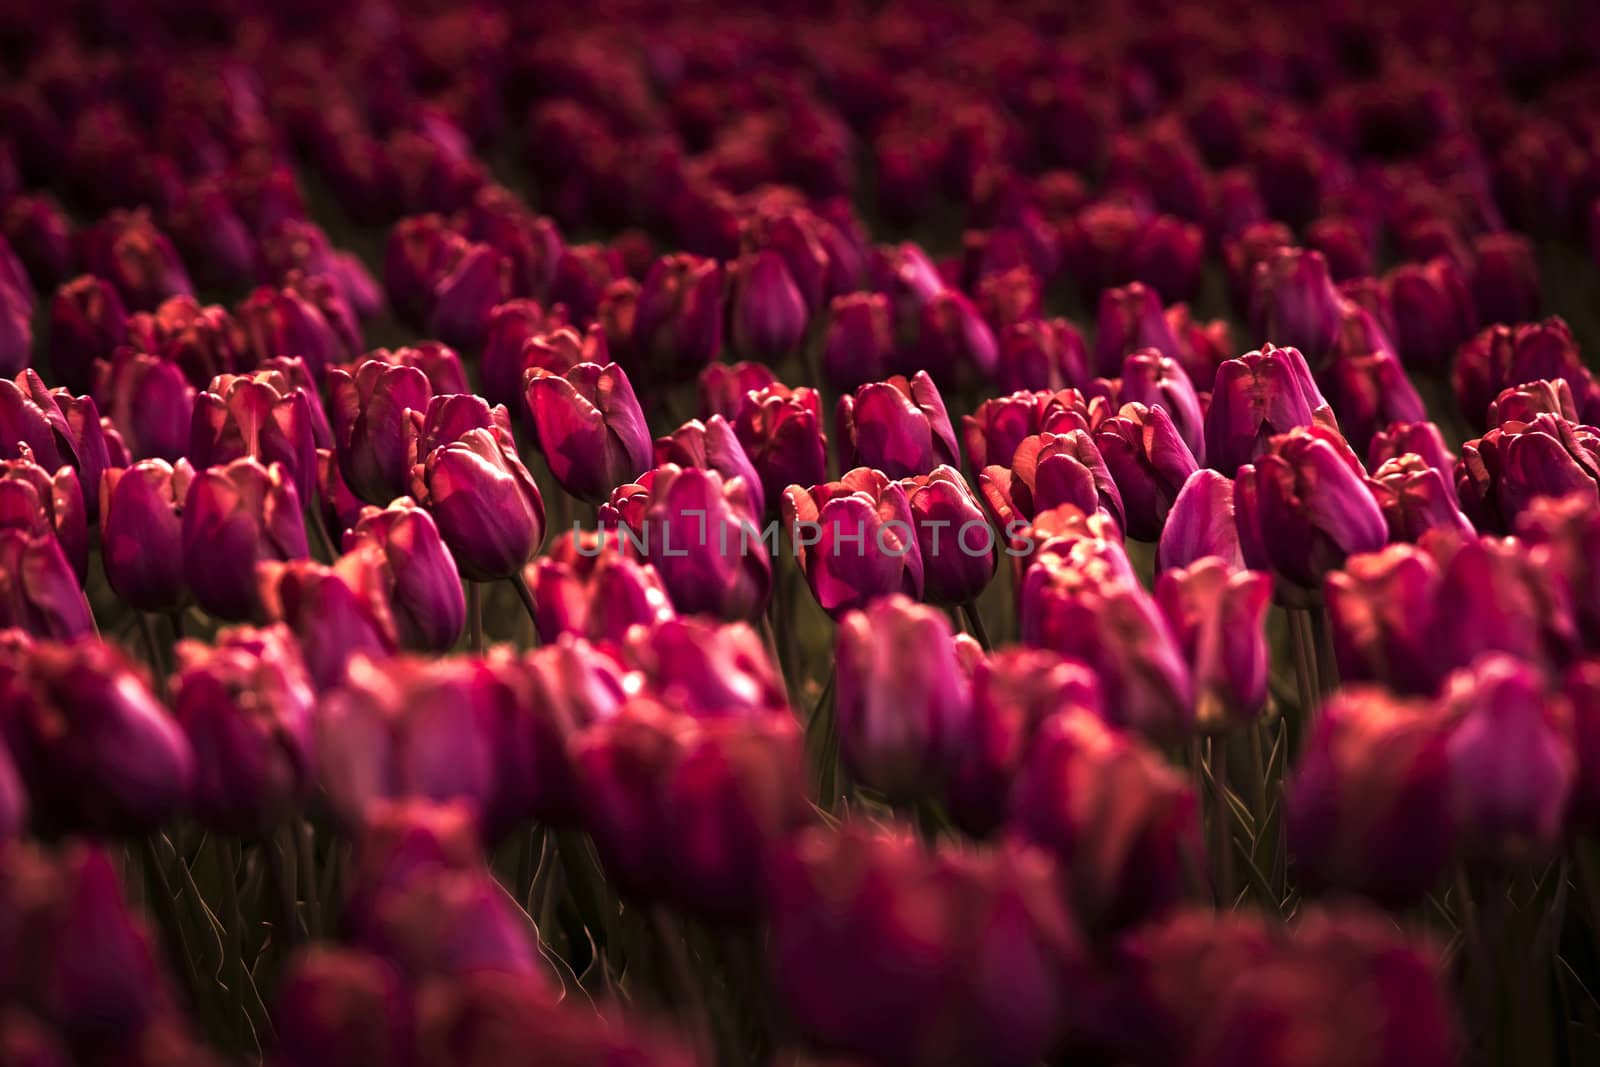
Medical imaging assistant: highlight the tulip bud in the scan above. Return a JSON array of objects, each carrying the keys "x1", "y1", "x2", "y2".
[
  {"x1": 993, "y1": 317, "x2": 1089, "y2": 394},
  {"x1": 1441, "y1": 655, "x2": 1574, "y2": 862},
  {"x1": 623, "y1": 616, "x2": 788, "y2": 719},
  {"x1": 1430, "y1": 534, "x2": 1576, "y2": 686},
  {"x1": 836, "y1": 371, "x2": 961, "y2": 478},
  {"x1": 90, "y1": 348, "x2": 194, "y2": 462},
  {"x1": 1235, "y1": 426, "x2": 1388, "y2": 589},
  {"x1": 1159, "y1": 468, "x2": 1243, "y2": 574},
  {"x1": 637, "y1": 464, "x2": 769, "y2": 619},
  {"x1": 1370, "y1": 455, "x2": 1475, "y2": 543},
  {"x1": 783, "y1": 468, "x2": 924, "y2": 616},
  {"x1": 548, "y1": 241, "x2": 625, "y2": 326},
  {"x1": 359, "y1": 864, "x2": 541, "y2": 982},
  {"x1": 1248, "y1": 247, "x2": 1343, "y2": 364},
  {"x1": 1119, "y1": 349, "x2": 1205, "y2": 461},
  {"x1": 0, "y1": 530, "x2": 93, "y2": 640},
  {"x1": 0, "y1": 640, "x2": 192, "y2": 833},
  {"x1": 526, "y1": 541, "x2": 674, "y2": 648},
  {"x1": 1, "y1": 451, "x2": 87, "y2": 578},
  {"x1": 1456, "y1": 413, "x2": 1600, "y2": 533},
  {"x1": 961, "y1": 389, "x2": 1112, "y2": 471},
  {"x1": 78, "y1": 209, "x2": 193, "y2": 312},
  {"x1": 631, "y1": 253, "x2": 724, "y2": 384},
  {"x1": 329, "y1": 360, "x2": 433, "y2": 506},
  {"x1": 1520, "y1": 493, "x2": 1600, "y2": 649},
  {"x1": 233, "y1": 283, "x2": 351, "y2": 381},
  {"x1": 99, "y1": 459, "x2": 192, "y2": 613},
  {"x1": 1093, "y1": 282, "x2": 1183, "y2": 379},
  {"x1": 384, "y1": 215, "x2": 465, "y2": 329},
  {"x1": 1155, "y1": 559, "x2": 1271, "y2": 729},
  {"x1": 1096, "y1": 403, "x2": 1199, "y2": 541},
  {"x1": 1204, "y1": 345, "x2": 1330, "y2": 476},
  {"x1": 48, "y1": 275, "x2": 127, "y2": 395},
  {"x1": 980, "y1": 429, "x2": 1126, "y2": 534},
  {"x1": 1306, "y1": 215, "x2": 1376, "y2": 281},
  {"x1": 654, "y1": 414, "x2": 766, "y2": 519},
  {"x1": 730, "y1": 250, "x2": 808, "y2": 362},
  {"x1": 821, "y1": 291, "x2": 896, "y2": 393},
  {"x1": 1386, "y1": 257, "x2": 1477, "y2": 372},
  {"x1": 1453, "y1": 318, "x2": 1598, "y2": 431},
  {"x1": 1369, "y1": 420, "x2": 1457, "y2": 486},
  {"x1": 429, "y1": 242, "x2": 510, "y2": 351},
  {"x1": 410, "y1": 406, "x2": 545, "y2": 582},
  {"x1": 898, "y1": 466, "x2": 996, "y2": 605},
  {"x1": 259, "y1": 549, "x2": 399, "y2": 691},
  {"x1": 1320, "y1": 349, "x2": 1427, "y2": 456},
  {"x1": 915, "y1": 288, "x2": 998, "y2": 385},
  {"x1": 1487, "y1": 378, "x2": 1578, "y2": 426},
  {"x1": 1011, "y1": 708, "x2": 1198, "y2": 929},
  {"x1": 182, "y1": 457, "x2": 309, "y2": 622},
  {"x1": 734, "y1": 383, "x2": 828, "y2": 513},
  {"x1": 272, "y1": 949, "x2": 414, "y2": 1067},
  {"x1": 1021, "y1": 544, "x2": 1195, "y2": 742},
  {"x1": 480, "y1": 300, "x2": 556, "y2": 412},
  {"x1": 0, "y1": 371, "x2": 112, "y2": 521},
  {"x1": 346, "y1": 500, "x2": 466, "y2": 653},
  {"x1": 128, "y1": 296, "x2": 240, "y2": 387},
  {"x1": 190, "y1": 369, "x2": 320, "y2": 509},
  {"x1": 524, "y1": 361, "x2": 651, "y2": 505},
  {"x1": 699, "y1": 360, "x2": 779, "y2": 420},
  {"x1": 171, "y1": 625, "x2": 316, "y2": 834},
  {"x1": 975, "y1": 265, "x2": 1043, "y2": 331},
  {"x1": 3, "y1": 193, "x2": 73, "y2": 289}
]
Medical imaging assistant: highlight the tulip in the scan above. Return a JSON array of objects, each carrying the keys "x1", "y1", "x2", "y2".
[
  {"x1": 623, "y1": 616, "x2": 789, "y2": 719},
  {"x1": 976, "y1": 265, "x2": 1043, "y2": 331},
  {"x1": 1320, "y1": 348, "x2": 1427, "y2": 456},
  {"x1": 1456, "y1": 414, "x2": 1600, "y2": 533},
  {"x1": 78, "y1": 209, "x2": 192, "y2": 312},
  {"x1": 272, "y1": 949, "x2": 414, "y2": 1067},
  {"x1": 1093, "y1": 281, "x2": 1183, "y2": 379},
  {"x1": 259, "y1": 548, "x2": 399, "y2": 690},
  {"x1": 699, "y1": 360, "x2": 779, "y2": 420},
  {"x1": 359, "y1": 864, "x2": 541, "y2": 982},
  {"x1": 993, "y1": 317, "x2": 1089, "y2": 394},
  {"x1": 182, "y1": 457, "x2": 309, "y2": 622},
  {"x1": 99, "y1": 459, "x2": 191, "y2": 613},
  {"x1": 783, "y1": 467, "x2": 924, "y2": 616},
  {"x1": 480, "y1": 299, "x2": 560, "y2": 411},
  {"x1": 126, "y1": 295, "x2": 240, "y2": 387},
  {"x1": 1287, "y1": 688, "x2": 1455, "y2": 905},
  {"x1": 549, "y1": 242, "x2": 625, "y2": 327},
  {"x1": 1563, "y1": 663, "x2": 1600, "y2": 831},
  {"x1": 1021, "y1": 543, "x2": 1195, "y2": 741},
  {"x1": 1235, "y1": 425, "x2": 1388, "y2": 589},
  {"x1": 1386, "y1": 257, "x2": 1477, "y2": 372},
  {"x1": 731, "y1": 249, "x2": 809, "y2": 362},
  {"x1": 524, "y1": 361, "x2": 651, "y2": 505},
  {"x1": 1224, "y1": 221, "x2": 1295, "y2": 312},
  {"x1": 346, "y1": 500, "x2": 466, "y2": 653},
  {"x1": 653, "y1": 414, "x2": 765, "y2": 519},
  {"x1": 1010, "y1": 708, "x2": 1198, "y2": 929},
  {"x1": 1488, "y1": 378, "x2": 1579, "y2": 425},
  {"x1": 834, "y1": 595, "x2": 974, "y2": 798},
  {"x1": 1453, "y1": 319, "x2": 1598, "y2": 431},
  {"x1": 821, "y1": 291, "x2": 896, "y2": 393},
  {"x1": 899, "y1": 465, "x2": 997, "y2": 605},
  {"x1": 429, "y1": 242, "x2": 510, "y2": 351},
  {"x1": 1368, "y1": 420, "x2": 1458, "y2": 493},
  {"x1": 1247, "y1": 247, "x2": 1343, "y2": 364},
  {"x1": 1131, "y1": 214, "x2": 1204, "y2": 302},
  {"x1": 525, "y1": 543, "x2": 674, "y2": 647},
  {"x1": 836, "y1": 371, "x2": 960, "y2": 478},
  {"x1": 1119, "y1": 349, "x2": 1205, "y2": 461},
  {"x1": 944, "y1": 649, "x2": 1102, "y2": 836},
  {"x1": 634, "y1": 464, "x2": 769, "y2": 619},
  {"x1": 1471, "y1": 231, "x2": 1541, "y2": 326},
  {"x1": 1159, "y1": 468, "x2": 1243, "y2": 573},
  {"x1": 329, "y1": 360, "x2": 433, "y2": 505},
  {"x1": 384, "y1": 214, "x2": 467, "y2": 329},
  {"x1": 0, "y1": 639, "x2": 192, "y2": 833},
  {"x1": 1306, "y1": 215, "x2": 1376, "y2": 280},
  {"x1": 1155, "y1": 559, "x2": 1272, "y2": 728},
  {"x1": 90, "y1": 348, "x2": 194, "y2": 462},
  {"x1": 1520, "y1": 493, "x2": 1600, "y2": 649},
  {"x1": 3, "y1": 193, "x2": 73, "y2": 289},
  {"x1": 961, "y1": 388, "x2": 1112, "y2": 471},
  {"x1": 1441, "y1": 655, "x2": 1574, "y2": 862},
  {"x1": 1096, "y1": 402, "x2": 1199, "y2": 541},
  {"x1": 733, "y1": 383, "x2": 828, "y2": 514},
  {"x1": 48, "y1": 275, "x2": 127, "y2": 395},
  {"x1": 631, "y1": 253, "x2": 724, "y2": 383},
  {"x1": 980, "y1": 429, "x2": 1125, "y2": 534},
  {"x1": 0, "y1": 371, "x2": 112, "y2": 521},
  {"x1": 0, "y1": 530, "x2": 93, "y2": 639},
  {"x1": 233, "y1": 282, "x2": 351, "y2": 381},
  {"x1": 190, "y1": 369, "x2": 320, "y2": 508},
  {"x1": 1, "y1": 453, "x2": 86, "y2": 580},
  {"x1": 1369, "y1": 455, "x2": 1475, "y2": 543},
  {"x1": 410, "y1": 404, "x2": 545, "y2": 582},
  {"x1": 171, "y1": 178, "x2": 256, "y2": 291},
  {"x1": 915, "y1": 288, "x2": 998, "y2": 385},
  {"x1": 1204, "y1": 344, "x2": 1330, "y2": 476},
  {"x1": 171, "y1": 625, "x2": 317, "y2": 834},
  {"x1": 1430, "y1": 534, "x2": 1576, "y2": 687}
]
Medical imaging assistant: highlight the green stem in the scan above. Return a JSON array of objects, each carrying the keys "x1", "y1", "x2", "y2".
[
  {"x1": 467, "y1": 581, "x2": 484, "y2": 652},
  {"x1": 508, "y1": 571, "x2": 542, "y2": 646},
  {"x1": 960, "y1": 600, "x2": 992, "y2": 651},
  {"x1": 1211, "y1": 737, "x2": 1235, "y2": 908}
]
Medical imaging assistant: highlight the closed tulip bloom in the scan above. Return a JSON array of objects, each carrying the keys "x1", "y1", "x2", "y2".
[
  {"x1": 734, "y1": 383, "x2": 828, "y2": 514},
  {"x1": 48, "y1": 274, "x2": 128, "y2": 395},
  {"x1": 623, "y1": 616, "x2": 789, "y2": 719},
  {"x1": 99, "y1": 459, "x2": 191, "y2": 613},
  {"x1": 900, "y1": 466, "x2": 996, "y2": 605},
  {"x1": 1, "y1": 454, "x2": 86, "y2": 581},
  {"x1": 915, "y1": 288, "x2": 998, "y2": 385},
  {"x1": 731, "y1": 249, "x2": 809, "y2": 362},
  {"x1": 783, "y1": 468, "x2": 924, "y2": 616},
  {"x1": 994, "y1": 317, "x2": 1089, "y2": 394},
  {"x1": 524, "y1": 544, "x2": 673, "y2": 648},
  {"x1": 980, "y1": 429, "x2": 1126, "y2": 533},
  {"x1": 1471, "y1": 232, "x2": 1541, "y2": 326},
  {"x1": 479, "y1": 299, "x2": 561, "y2": 411},
  {"x1": 1457, "y1": 414, "x2": 1600, "y2": 532},
  {"x1": 429, "y1": 242, "x2": 510, "y2": 351},
  {"x1": 639, "y1": 464, "x2": 769, "y2": 620},
  {"x1": 1433, "y1": 534, "x2": 1578, "y2": 678},
  {"x1": 961, "y1": 388, "x2": 1112, "y2": 471},
  {"x1": 654, "y1": 414, "x2": 766, "y2": 519},
  {"x1": 837, "y1": 371, "x2": 961, "y2": 478},
  {"x1": 549, "y1": 241, "x2": 626, "y2": 328},
  {"x1": 272, "y1": 949, "x2": 414, "y2": 1067},
  {"x1": 126, "y1": 295, "x2": 240, "y2": 387},
  {"x1": 346, "y1": 501, "x2": 466, "y2": 652},
  {"x1": 1247, "y1": 247, "x2": 1344, "y2": 364},
  {"x1": 78, "y1": 209, "x2": 193, "y2": 312},
  {"x1": 384, "y1": 214, "x2": 467, "y2": 329},
  {"x1": 1386, "y1": 257, "x2": 1477, "y2": 373},
  {"x1": 1204, "y1": 344, "x2": 1330, "y2": 476},
  {"x1": 410, "y1": 411, "x2": 545, "y2": 582},
  {"x1": 4, "y1": 193, "x2": 74, "y2": 289},
  {"x1": 1368, "y1": 420, "x2": 1458, "y2": 493},
  {"x1": 945, "y1": 649, "x2": 1103, "y2": 836},
  {"x1": 190, "y1": 369, "x2": 320, "y2": 505},
  {"x1": 1096, "y1": 403, "x2": 1199, "y2": 541},
  {"x1": 234, "y1": 281, "x2": 355, "y2": 381},
  {"x1": 631, "y1": 253, "x2": 724, "y2": 384},
  {"x1": 1520, "y1": 493, "x2": 1600, "y2": 648},
  {"x1": 1156, "y1": 559, "x2": 1271, "y2": 728},
  {"x1": 1159, "y1": 468, "x2": 1243, "y2": 573},
  {"x1": 1370, "y1": 455, "x2": 1475, "y2": 543},
  {"x1": 699, "y1": 360, "x2": 779, "y2": 420},
  {"x1": 1488, "y1": 378, "x2": 1579, "y2": 425},
  {"x1": 1287, "y1": 688, "x2": 1455, "y2": 906},
  {"x1": 170, "y1": 625, "x2": 317, "y2": 834},
  {"x1": 90, "y1": 348, "x2": 193, "y2": 462},
  {"x1": 1120, "y1": 349, "x2": 1205, "y2": 461},
  {"x1": 182, "y1": 457, "x2": 309, "y2": 622},
  {"x1": 524, "y1": 361, "x2": 651, "y2": 505},
  {"x1": 1021, "y1": 544, "x2": 1195, "y2": 742},
  {"x1": 1306, "y1": 215, "x2": 1376, "y2": 280},
  {"x1": 1093, "y1": 281, "x2": 1183, "y2": 379},
  {"x1": 0, "y1": 639, "x2": 192, "y2": 834},
  {"x1": 259, "y1": 549, "x2": 400, "y2": 690},
  {"x1": 0, "y1": 529, "x2": 93, "y2": 639},
  {"x1": 1235, "y1": 425, "x2": 1389, "y2": 589},
  {"x1": 1320, "y1": 348, "x2": 1427, "y2": 456},
  {"x1": 0, "y1": 371, "x2": 112, "y2": 521},
  {"x1": 359, "y1": 865, "x2": 541, "y2": 982},
  {"x1": 822, "y1": 291, "x2": 896, "y2": 392},
  {"x1": 329, "y1": 360, "x2": 433, "y2": 506},
  {"x1": 1010, "y1": 708, "x2": 1198, "y2": 930},
  {"x1": 834, "y1": 595, "x2": 974, "y2": 798},
  {"x1": 1453, "y1": 319, "x2": 1596, "y2": 431},
  {"x1": 1441, "y1": 655, "x2": 1574, "y2": 862}
]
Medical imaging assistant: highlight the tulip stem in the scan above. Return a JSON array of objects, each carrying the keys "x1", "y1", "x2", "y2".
[
  {"x1": 136, "y1": 611, "x2": 169, "y2": 698},
  {"x1": 960, "y1": 601, "x2": 992, "y2": 651},
  {"x1": 139, "y1": 835, "x2": 205, "y2": 1015},
  {"x1": 650, "y1": 906, "x2": 715, "y2": 1061},
  {"x1": 1209, "y1": 737, "x2": 1235, "y2": 908},
  {"x1": 307, "y1": 505, "x2": 339, "y2": 563},
  {"x1": 218, "y1": 837, "x2": 248, "y2": 1045},
  {"x1": 1286, "y1": 608, "x2": 1321, "y2": 718},
  {"x1": 467, "y1": 582, "x2": 484, "y2": 652},
  {"x1": 296, "y1": 820, "x2": 322, "y2": 940},
  {"x1": 508, "y1": 572, "x2": 541, "y2": 644}
]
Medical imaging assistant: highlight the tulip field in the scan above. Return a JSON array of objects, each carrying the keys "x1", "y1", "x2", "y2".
[{"x1": 7, "y1": 0, "x2": 1600, "y2": 1064}]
